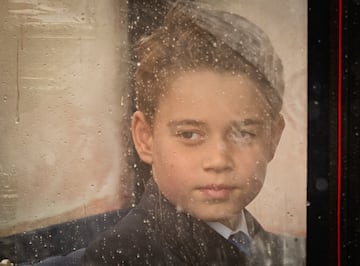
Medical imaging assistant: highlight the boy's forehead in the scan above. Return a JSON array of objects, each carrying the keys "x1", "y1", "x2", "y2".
[
  {"x1": 165, "y1": 70, "x2": 269, "y2": 105},
  {"x1": 154, "y1": 71, "x2": 272, "y2": 125}
]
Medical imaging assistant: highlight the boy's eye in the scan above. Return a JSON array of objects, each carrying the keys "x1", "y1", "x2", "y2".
[
  {"x1": 228, "y1": 128, "x2": 256, "y2": 143},
  {"x1": 176, "y1": 131, "x2": 202, "y2": 141}
]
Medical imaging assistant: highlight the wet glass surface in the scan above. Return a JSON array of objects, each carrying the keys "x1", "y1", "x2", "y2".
[{"x1": 0, "y1": 1, "x2": 309, "y2": 264}]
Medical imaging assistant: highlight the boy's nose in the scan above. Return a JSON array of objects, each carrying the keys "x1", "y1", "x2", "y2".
[{"x1": 202, "y1": 142, "x2": 234, "y2": 173}]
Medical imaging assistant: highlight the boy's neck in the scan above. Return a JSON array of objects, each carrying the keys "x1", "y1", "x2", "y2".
[
  {"x1": 207, "y1": 210, "x2": 250, "y2": 239},
  {"x1": 217, "y1": 215, "x2": 242, "y2": 231}
]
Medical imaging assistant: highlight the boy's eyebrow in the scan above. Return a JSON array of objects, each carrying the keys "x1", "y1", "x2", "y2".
[
  {"x1": 167, "y1": 119, "x2": 208, "y2": 128},
  {"x1": 232, "y1": 119, "x2": 265, "y2": 127},
  {"x1": 167, "y1": 119, "x2": 264, "y2": 128}
]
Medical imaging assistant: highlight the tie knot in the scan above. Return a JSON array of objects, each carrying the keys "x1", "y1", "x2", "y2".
[{"x1": 229, "y1": 231, "x2": 251, "y2": 255}]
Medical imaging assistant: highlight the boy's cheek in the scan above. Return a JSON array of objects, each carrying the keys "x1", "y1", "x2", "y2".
[
  {"x1": 154, "y1": 180, "x2": 187, "y2": 209},
  {"x1": 247, "y1": 141, "x2": 274, "y2": 163}
]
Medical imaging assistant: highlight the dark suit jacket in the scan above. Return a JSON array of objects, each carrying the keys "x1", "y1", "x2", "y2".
[{"x1": 82, "y1": 178, "x2": 305, "y2": 265}]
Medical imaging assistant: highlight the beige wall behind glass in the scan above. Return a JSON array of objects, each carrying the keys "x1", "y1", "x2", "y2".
[{"x1": 0, "y1": 0, "x2": 131, "y2": 236}]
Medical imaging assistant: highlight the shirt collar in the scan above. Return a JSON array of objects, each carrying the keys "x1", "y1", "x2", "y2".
[{"x1": 206, "y1": 210, "x2": 250, "y2": 239}]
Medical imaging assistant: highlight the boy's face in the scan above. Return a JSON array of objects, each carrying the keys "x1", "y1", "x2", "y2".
[{"x1": 132, "y1": 70, "x2": 284, "y2": 225}]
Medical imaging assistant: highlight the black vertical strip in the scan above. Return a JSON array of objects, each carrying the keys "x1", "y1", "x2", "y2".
[
  {"x1": 307, "y1": 1, "x2": 339, "y2": 265},
  {"x1": 341, "y1": 0, "x2": 360, "y2": 264}
]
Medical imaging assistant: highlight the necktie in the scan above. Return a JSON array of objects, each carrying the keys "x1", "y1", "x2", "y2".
[{"x1": 228, "y1": 231, "x2": 251, "y2": 255}]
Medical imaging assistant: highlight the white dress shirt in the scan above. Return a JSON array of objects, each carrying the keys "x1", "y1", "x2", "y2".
[{"x1": 206, "y1": 210, "x2": 250, "y2": 239}]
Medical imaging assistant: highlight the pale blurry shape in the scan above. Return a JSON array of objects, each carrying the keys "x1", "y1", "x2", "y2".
[
  {"x1": 0, "y1": 0, "x2": 131, "y2": 236},
  {"x1": 203, "y1": 0, "x2": 307, "y2": 237}
]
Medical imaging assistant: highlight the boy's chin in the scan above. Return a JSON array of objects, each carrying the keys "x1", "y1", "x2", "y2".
[{"x1": 185, "y1": 205, "x2": 243, "y2": 224}]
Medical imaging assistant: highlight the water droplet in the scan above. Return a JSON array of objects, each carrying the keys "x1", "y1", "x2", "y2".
[{"x1": 3, "y1": 95, "x2": 7, "y2": 102}]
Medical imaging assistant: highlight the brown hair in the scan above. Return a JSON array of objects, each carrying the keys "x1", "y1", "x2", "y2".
[{"x1": 134, "y1": 2, "x2": 283, "y2": 124}]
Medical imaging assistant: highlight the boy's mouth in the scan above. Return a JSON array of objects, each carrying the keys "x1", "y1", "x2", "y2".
[{"x1": 197, "y1": 184, "x2": 236, "y2": 199}]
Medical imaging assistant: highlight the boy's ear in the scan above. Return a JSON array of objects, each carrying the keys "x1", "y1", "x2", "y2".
[
  {"x1": 131, "y1": 111, "x2": 153, "y2": 164},
  {"x1": 268, "y1": 114, "x2": 285, "y2": 161}
]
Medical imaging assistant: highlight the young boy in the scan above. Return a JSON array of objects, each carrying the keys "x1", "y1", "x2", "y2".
[{"x1": 82, "y1": 2, "x2": 305, "y2": 265}]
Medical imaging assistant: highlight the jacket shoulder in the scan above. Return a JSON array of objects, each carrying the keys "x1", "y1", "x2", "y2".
[
  {"x1": 244, "y1": 210, "x2": 305, "y2": 265},
  {"x1": 81, "y1": 208, "x2": 160, "y2": 265},
  {"x1": 252, "y1": 230, "x2": 306, "y2": 265}
]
